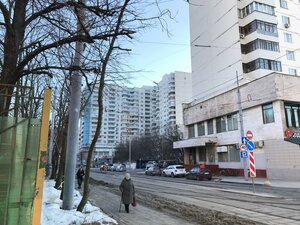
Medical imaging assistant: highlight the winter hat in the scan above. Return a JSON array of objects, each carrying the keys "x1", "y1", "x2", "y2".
[{"x1": 125, "y1": 173, "x2": 130, "y2": 180}]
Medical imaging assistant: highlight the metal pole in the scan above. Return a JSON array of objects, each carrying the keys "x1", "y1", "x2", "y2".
[
  {"x1": 129, "y1": 137, "x2": 131, "y2": 168},
  {"x1": 62, "y1": 0, "x2": 85, "y2": 210},
  {"x1": 252, "y1": 177, "x2": 256, "y2": 193},
  {"x1": 236, "y1": 71, "x2": 248, "y2": 181}
]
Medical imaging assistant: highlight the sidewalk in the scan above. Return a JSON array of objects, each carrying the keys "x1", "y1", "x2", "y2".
[
  {"x1": 88, "y1": 184, "x2": 197, "y2": 225},
  {"x1": 217, "y1": 176, "x2": 300, "y2": 188}
]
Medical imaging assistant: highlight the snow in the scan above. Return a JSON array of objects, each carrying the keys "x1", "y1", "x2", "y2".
[{"x1": 41, "y1": 180, "x2": 117, "y2": 225}]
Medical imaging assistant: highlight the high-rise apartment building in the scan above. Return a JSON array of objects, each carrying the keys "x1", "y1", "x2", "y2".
[
  {"x1": 80, "y1": 72, "x2": 192, "y2": 163},
  {"x1": 80, "y1": 85, "x2": 158, "y2": 162},
  {"x1": 174, "y1": 0, "x2": 300, "y2": 180},
  {"x1": 190, "y1": 0, "x2": 299, "y2": 100}
]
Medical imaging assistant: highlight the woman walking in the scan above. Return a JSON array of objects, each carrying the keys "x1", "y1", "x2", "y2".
[{"x1": 119, "y1": 173, "x2": 135, "y2": 213}]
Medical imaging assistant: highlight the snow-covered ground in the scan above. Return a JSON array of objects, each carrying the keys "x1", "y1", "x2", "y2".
[{"x1": 41, "y1": 180, "x2": 117, "y2": 225}]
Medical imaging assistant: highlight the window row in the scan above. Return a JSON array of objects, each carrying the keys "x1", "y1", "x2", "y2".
[
  {"x1": 188, "y1": 113, "x2": 238, "y2": 138},
  {"x1": 238, "y1": 1, "x2": 275, "y2": 19},
  {"x1": 243, "y1": 58, "x2": 282, "y2": 73},
  {"x1": 240, "y1": 20, "x2": 278, "y2": 37},
  {"x1": 241, "y1": 39, "x2": 279, "y2": 54}
]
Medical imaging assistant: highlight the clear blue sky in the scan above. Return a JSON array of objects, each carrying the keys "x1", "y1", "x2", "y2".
[{"x1": 127, "y1": 0, "x2": 191, "y2": 87}]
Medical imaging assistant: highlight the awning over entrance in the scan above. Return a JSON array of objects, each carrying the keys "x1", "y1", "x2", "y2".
[{"x1": 173, "y1": 136, "x2": 217, "y2": 149}]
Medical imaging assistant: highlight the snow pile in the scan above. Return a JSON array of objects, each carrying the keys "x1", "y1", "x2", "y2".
[{"x1": 41, "y1": 180, "x2": 117, "y2": 225}]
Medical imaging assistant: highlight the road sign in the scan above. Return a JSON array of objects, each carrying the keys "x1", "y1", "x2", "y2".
[
  {"x1": 240, "y1": 144, "x2": 247, "y2": 151},
  {"x1": 240, "y1": 151, "x2": 248, "y2": 158},
  {"x1": 242, "y1": 137, "x2": 248, "y2": 144},
  {"x1": 246, "y1": 130, "x2": 253, "y2": 140},
  {"x1": 246, "y1": 141, "x2": 255, "y2": 151},
  {"x1": 249, "y1": 151, "x2": 256, "y2": 177}
]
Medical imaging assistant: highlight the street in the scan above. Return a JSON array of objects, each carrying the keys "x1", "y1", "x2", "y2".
[{"x1": 89, "y1": 169, "x2": 300, "y2": 225}]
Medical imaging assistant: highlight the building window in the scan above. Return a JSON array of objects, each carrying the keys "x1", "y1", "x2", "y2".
[
  {"x1": 285, "y1": 103, "x2": 300, "y2": 128},
  {"x1": 284, "y1": 32, "x2": 292, "y2": 43},
  {"x1": 286, "y1": 50, "x2": 295, "y2": 60},
  {"x1": 207, "y1": 119, "x2": 214, "y2": 135},
  {"x1": 188, "y1": 124, "x2": 195, "y2": 138},
  {"x1": 227, "y1": 113, "x2": 238, "y2": 131},
  {"x1": 238, "y1": 2, "x2": 275, "y2": 18},
  {"x1": 243, "y1": 58, "x2": 282, "y2": 73},
  {"x1": 241, "y1": 39, "x2": 279, "y2": 54},
  {"x1": 217, "y1": 145, "x2": 240, "y2": 162},
  {"x1": 216, "y1": 116, "x2": 227, "y2": 133},
  {"x1": 280, "y1": 0, "x2": 288, "y2": 9},
  {"x1": 197, "y1": 122, "x2": 205, "y2": 136},
  {"x1": 281, "y1": 16, "x2": 290, "y2": 26},
  {"x1": 239, "y1": 20, "x2": 278, "y2": 37},
  {"x1": 288, "y1": 68, "x2": 297, "y2": 76},
  {"x1": 262, "y1": 103, "x2": 275, "y2": 124}
]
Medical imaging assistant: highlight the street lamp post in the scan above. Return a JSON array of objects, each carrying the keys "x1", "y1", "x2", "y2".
[{"x1": 128, "y1": 137, "x2": 131, "y2": 169}]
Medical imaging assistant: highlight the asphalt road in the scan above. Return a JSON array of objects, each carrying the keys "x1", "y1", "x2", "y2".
[{"x1": 90, "y1": 169, "x2": 300, "y2": 225}]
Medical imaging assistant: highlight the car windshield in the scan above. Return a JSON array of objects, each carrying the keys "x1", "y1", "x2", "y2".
[{"x1": 176, "y1": 166, "x2": 184, "y2": 169}]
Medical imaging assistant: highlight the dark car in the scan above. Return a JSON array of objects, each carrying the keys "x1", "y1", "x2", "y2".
[
  {"x1": 186, "y1": 167, "x2": 212, "y2": 181},
  {"x1": 145, "y1": 165, "x2": 161, "y2": 176}
]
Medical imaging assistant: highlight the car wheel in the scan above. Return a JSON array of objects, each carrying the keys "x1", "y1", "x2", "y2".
[
  {"x1": 162, "y1": 172, "x2": 166, "y2": 177},
  {"x1": 171, "y1": 172, "x2": 175, "y2": 178},
  {"x1": 208, "y1": 177, "x2": 212, "y2": 181}
]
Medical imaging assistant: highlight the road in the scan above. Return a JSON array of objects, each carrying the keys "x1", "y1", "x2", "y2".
[{"x1": 89, "y1": 169, "x2": 300, "y2": 225}]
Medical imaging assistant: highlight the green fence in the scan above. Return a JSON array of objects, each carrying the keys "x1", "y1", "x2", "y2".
[{"x1": 0, "y1": 116, "x2": 41, "y2": 225}]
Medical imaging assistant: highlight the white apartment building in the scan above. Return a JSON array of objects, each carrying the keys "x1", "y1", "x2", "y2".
[
  {"x1": 80, "y1": 72, "x2": 192, "y2": 163},
  {"x1": 174, "y1": 0, "x2": 300, "y2": 180}
]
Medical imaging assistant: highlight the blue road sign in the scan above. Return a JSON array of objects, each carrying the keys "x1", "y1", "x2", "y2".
[
  {"x1": 240, "y1": 151, "x2": 248, "y2": 158},
  {"x1": 246, "y1": 141, "x2": 255, "y2": 151},
  {"x1": 242, "y1": 137, "x2": 248, "y2": 144}
]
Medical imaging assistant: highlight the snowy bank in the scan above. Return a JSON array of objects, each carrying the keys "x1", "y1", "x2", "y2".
[{"x1": 41, "y1": 180, "x2": 117, "y2": 225}]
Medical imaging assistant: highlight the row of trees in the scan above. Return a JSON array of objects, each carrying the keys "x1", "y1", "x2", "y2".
[
  {"x1": 0, "y1": 0, "x2": 177, "y2": 212},
  {"x1": 114, "y1": 134, "x2": 184, "y2": 163}
]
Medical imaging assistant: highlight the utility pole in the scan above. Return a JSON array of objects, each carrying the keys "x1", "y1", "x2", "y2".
[
  {"x1": 236, "y1": 71, "x2": 248, "y2": 181},
  {"x1": 128, "y1": 137, "x2": 131, "y2": 169},
  {"x1": 62, "y1": 1, "x2": 85, "y2": 210}
]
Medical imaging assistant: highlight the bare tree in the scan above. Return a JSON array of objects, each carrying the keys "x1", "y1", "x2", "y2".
[{"x1": 0, "y1": 0, "x2": 166, "y2": 112}]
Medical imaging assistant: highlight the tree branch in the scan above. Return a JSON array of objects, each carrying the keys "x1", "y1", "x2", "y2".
[{"x1": 0, "y1": 1, "x2": 13, "y2": 31}]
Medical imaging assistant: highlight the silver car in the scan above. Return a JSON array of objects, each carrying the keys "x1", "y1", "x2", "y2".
[{"x1": 116, "y1": 163, "x2": 126, "y2": 172}]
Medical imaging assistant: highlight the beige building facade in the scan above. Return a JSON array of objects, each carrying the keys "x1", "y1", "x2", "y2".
[{"x1": 176, "y1": 0, "x2": 300, "y2": 180}]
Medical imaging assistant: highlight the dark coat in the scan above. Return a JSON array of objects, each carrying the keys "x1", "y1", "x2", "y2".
[
  {"x1": 119, "y1": 178, "x2": 135, "y2": 204},
  {"x1": 76, "y1": 168, "x2": 85, "y2": 180}
]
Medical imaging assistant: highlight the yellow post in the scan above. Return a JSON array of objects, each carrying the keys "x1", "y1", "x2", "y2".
[{"x1": 32, "y1": 89, "x2": 52, "y2": 225}]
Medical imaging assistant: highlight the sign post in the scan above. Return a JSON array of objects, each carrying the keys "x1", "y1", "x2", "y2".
[
  {"x1": 246, "y1": 130, "x2": 256, "y2": 193},
  {"x1": 240, "y1": 130, "x2": 256, "y2": 193}
]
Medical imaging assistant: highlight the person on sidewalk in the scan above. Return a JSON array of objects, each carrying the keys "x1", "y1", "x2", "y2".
[
  {"x1": 119, "y1": 173, "x2": 135, "y2": 213},
  {"x1": 76, "y1": 165, "x2": 85, "y2": 189}
]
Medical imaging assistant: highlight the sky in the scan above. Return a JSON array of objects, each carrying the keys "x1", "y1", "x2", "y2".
[{"x1": 126, "y1": 0, "x2": 191, "y2": 87}]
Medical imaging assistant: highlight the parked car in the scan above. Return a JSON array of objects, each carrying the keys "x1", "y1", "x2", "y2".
[
  {"x1": 162, "y1": 165, "x2": 186, "y2": 177},
  {"x1": 106, "y1": 163, "x2": 113, "y2": 171},
  {"x1": 111, "y1": 163, "x2": 119, "y2": 171},
  {"x1": 186, "y1": 167, "x2": 212, "y2": 181},
  {"x1": 99, "y1": 163, "x2": 108, "y2": 171},
  {"x1": 145, "y1": 165, "x2": 161, "y2": 176},
  {"x1": 145, "y1": 161, "x2": 158, "y2": 170},
  {"x1": 116, "y1": 163, "x2": 126, "y2": 172}
]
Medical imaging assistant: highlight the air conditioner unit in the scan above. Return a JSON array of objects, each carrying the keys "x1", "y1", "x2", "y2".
[
  {"x1": 284, "y1": 23, "x2": 290, "y2": 28},
  {"x1": 240, "y1": 34, "x2": 245, "y2": 39}
]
